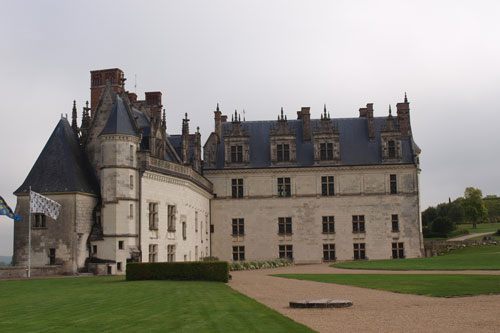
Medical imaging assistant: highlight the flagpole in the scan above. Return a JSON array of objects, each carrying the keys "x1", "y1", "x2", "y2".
[{"x1": 28, "y1": 186, "x2": 31, "y2": 278}]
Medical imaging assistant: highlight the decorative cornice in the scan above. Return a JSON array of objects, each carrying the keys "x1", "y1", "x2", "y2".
[
  {"x1": 143, "y1": 171, "x2": 213, "y2": 199},
  {"x1": 100, "y1": 134, "x2": 141, "y2": 143}
]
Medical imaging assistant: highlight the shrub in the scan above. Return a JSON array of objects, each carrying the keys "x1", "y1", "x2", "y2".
[
  {"x1": 229, "y1": 258, "x2": 293, "y2": 271},
  {"x1": 126, "y1": 261, "x2": 230, "y2": 282},
  {"x1": 202, "y1": 256, "x2": 219, "y2": 262},
  {"x1": 431, "y1": 216, "x2": 456, "y2": 237}
]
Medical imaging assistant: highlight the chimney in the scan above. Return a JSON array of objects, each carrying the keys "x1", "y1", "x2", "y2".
[
  {"x1": 181, "y1": 113, "x2": 190, "y2": 164},
  {"x1": 128, "y1": 92, "x2": 137, "y2": 102},
  {"x1": 145, "y1": 92, "x2": 162, "y2": 106},
  {"x1": 363, "y1": 103, "x2": 375, "y2": 141},
  {"x1": 221, "y1": 115, "x2": 228, "y2": 123},
  {"x1": 214, "y1": 103, "x2": 222, "y2": 142},
  {"x1": 396, "y1": 93, "x2": 411, "y2": 137},
  {"x1": 90, "y1": 68, "x2": 124, "y2": 117},
  {"x1": 299, "y1": 107, "x2": 311, "y2": 142},
  {"x1": 193, "y1": 127, "x2": 202, "y2": 173}
]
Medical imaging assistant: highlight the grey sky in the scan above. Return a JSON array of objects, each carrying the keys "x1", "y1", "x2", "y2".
[{"x1": 1, "y1": 0, "x2": 499, "y2": 256}]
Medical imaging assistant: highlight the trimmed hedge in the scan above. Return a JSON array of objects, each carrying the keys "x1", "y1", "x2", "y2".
[{"x1": 126, "y1": 261, "x2": 230, "y2": 282}]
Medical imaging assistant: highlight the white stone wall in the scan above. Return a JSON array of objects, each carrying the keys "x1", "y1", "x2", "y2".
[
  {"x1": 140, "y1": 171, "x2": 211, "y2": 263},
  {"x1": 205, "y1": 165, "x2": 423, "y2": 263}
]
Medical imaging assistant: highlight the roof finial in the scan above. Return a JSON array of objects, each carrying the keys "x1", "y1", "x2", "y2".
[
  {"x1": 280, "y1": 107, "x2": 284, "y2": 120},
  {"x1": 185, "y1": 112, "x2": 188, "y2": 120},
  {"x1": 323, "y1": 104, "x2": 327, "y2": 118},
  {"x1": 243, "y1": 109, "x2": 246, "y2": 121},
  {"x1": 71, "y1": 100, "x2": 78, "y2": 132},
  {"x1": 389, "y1": 104, "x2": 392, "y2": 116},
  {"x1": 162, "y1": 109, "x2": 166, "y2": 128},
  {"x1": 404, "y1": 92, "x2": 408, "y2": 103},
  {"x1": 216, "y1": 103, "x2": 220, "y2": 112}
]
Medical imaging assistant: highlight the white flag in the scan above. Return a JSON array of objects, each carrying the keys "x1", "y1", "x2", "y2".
[{"x1": 30, "y1": 191, "x2": 61, "y2": 220}]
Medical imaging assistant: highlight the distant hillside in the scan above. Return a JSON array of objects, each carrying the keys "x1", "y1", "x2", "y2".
[{"x1": 0, "y1": 256, "x2": 12, "y2": 265}]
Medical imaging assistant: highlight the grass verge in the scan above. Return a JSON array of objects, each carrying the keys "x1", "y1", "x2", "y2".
[
  {"x1": 331, "y1": 245, "x2": 500, "y2": 270},
  {"x1": 0, "y1": 276, "x2": 312, "y2": 332},
  {"x1": 273, "y1": 273, "x2": 500, "y2": 297}
]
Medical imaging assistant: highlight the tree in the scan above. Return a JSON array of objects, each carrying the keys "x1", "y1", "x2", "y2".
[
  {"x1": 422, "y1": 207, "x2": 438, "y2": 227},
  {"x1": 462, "y1": 187, "x2": 488, "y2": 228},
  {"x1": 431, "y1": 216, "x2": 456, "y2": 237}
]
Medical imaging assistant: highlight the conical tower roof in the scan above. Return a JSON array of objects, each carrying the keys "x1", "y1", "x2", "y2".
[
  {"x1": 100, "y1": 95, "x2": 139, "y2": 136},
  {"x1": 15, "y1": 118, "x2": 99, "y2": 195}
]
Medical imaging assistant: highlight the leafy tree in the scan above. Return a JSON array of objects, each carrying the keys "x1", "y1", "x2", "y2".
[
  {"x1": 462, "y1": 187, "x2": 488, "y2": 228},
  {"x1": 483, "y1": 196, "x2": 500, "y2": 222},
  {"x1": 431, "y1": 216, "x2": 456, "y2": 237},
  {"x1": 422, "y1": 207, "x2": 438, "y2": 227}
]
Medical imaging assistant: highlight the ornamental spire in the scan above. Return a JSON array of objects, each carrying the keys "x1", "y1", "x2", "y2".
[{"x1": 71, "y1": 100, "x2": 78, "y2": 133}]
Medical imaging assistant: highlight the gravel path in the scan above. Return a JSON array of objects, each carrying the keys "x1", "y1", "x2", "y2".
[
  {"x1": 228, "y1": 264, "x2": 500, "y2": 333},
  {"x1": 447, "y1": 231, "x2": 495, "y2": 241}
]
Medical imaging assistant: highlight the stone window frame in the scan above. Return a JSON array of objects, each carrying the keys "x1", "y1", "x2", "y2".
[
  {"x1": 167, "y1": 205, "x2": 176, "y2": 232},
  {"x1": 232, "y1": 218, "x2": 244, "y2": 236},
  {"x1": 48, "y1": 248, "x2": 56, "y2": 265},
  {"x1": 32, "y1": 213, "x2": 47, "y2": 228},
  {"x1": 224, "y1": 136, "x2": 250, "y2": 167},
  {"x1": 118, "y1": 240, "x2": 124, "y2": 250},
  {"x1": 117, "y1": 262, "x2": 122, "y2": 271},
  {"x1": 276, "y1": 143, "x2": 290, "y2": 162},
  {"x1": 279, "y1": 244, "x2": 293, "y2": 260},
  {"x1": 381, "y1": 135, "x2": 403, "y2": 163},
  {"x1": 130, "y1": 175, "x2": 134, "y2": 189},
  {"x1": 129, "y1": 203, "x2": 134, "y2": 219},
  {"x1": 323, "y1": 243, "x2": 336, "y2": 262},
  {"x1": 391, "y1": 214, "x2": 399, "y2": 232},
  {"x1": 148, "y1": 244, "x2": 158, "y2": 262},
  {"x1": 148, "y1": 202, "x2": 159, "y2": 230},
  {"x1": 320, "y1": 142, "x2": 334, "y2": 161},
  {"x1": 352, "y1": 215, "x2": 365, "y2": 233},
  {"x1": 231, "y1": 178, "x2": 244, "y2": 199},
  {"x1": 232, "y1": 246, "x2": 245, "y2": 261},
  {"x1": 167, "y1": 244, "x2": 175, "y2": 262},
  {"x1": 322, "y1": 216, "x2": 335, "y2": 234},
  {"x1": 277, "y1": 177, "x2": 291, "y2": 197},
  {"x1": 182, "y1": 221, "x2": 187, "y2": 240},
  {"x1": 230, "y1": 145, "x2": 243, "y2": 163},
  {"x1": 388, "y1": 140, "x2": 396, "y2": 158},
  {"x1": 353, "y1": 243, "x2": 366, "y2": 260},
  {"x1": 278, "y1": 217, "x2": 292, "y2": 235},
  {"x1": 390, "y1": 174, "x2": 398, "y2": 194},
  {"x1": 321, "y1": 176, "x2": 335, "y2": 196},
  {"x1": 392, "y1": 242, "x2": 405, "y2": 259}
]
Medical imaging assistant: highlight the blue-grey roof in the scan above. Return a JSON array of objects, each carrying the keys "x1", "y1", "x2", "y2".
[
  {"x1": 133, "y1": 108, "x2": 150, "y2": 137},
  {"x1": 15, "y1": 118, "x2": 100, "y2": 195},
  {"x1": 100, "y1": 96, "x2": 139, "y2": 136},
  {"x1": 208, "y1": 117, "x2": 415, "y2": 169}
]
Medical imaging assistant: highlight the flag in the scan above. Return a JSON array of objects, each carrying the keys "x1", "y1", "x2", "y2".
[
  {"x1": 30, "y1": 190, "x2": 61, "y2": 220},
  {"x1": 0, "y1": 195, "x2": 22, "y2": 221}
]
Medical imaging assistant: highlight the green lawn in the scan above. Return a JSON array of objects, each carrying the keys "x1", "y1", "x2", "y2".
[
  {"x1": 273, "y1": 273, "x2": 500, "y2": 297},
  {"x1": 457, "y1": 222, "x2": 500, "y2": 234},
  {"x1": 331, "y1": 245, "x2": 500, "y2": 270},
  {"x1": 0, "y1": 277, "x2": 312, "y2": 333}
]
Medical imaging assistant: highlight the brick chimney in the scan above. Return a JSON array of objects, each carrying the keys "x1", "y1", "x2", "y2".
[
  {"x1": 128, "y1": 92, "x2": 137, "y2": 102},
  {"x1": 145, "y1": 92, "x2": 162, "y2": 106},
  {"x1": 90, "y1": 68, "x2": 124, "y2": 117},
  {"x1": 297, "y1": 107, "x2": 311, "y2": 142},
  {"x1": 360, "y1": 103, "x2": 375, "y2": 140},
  {"x1": 181, "y1": 113, "x2": 190, "y2": 164},
  {"x1": 396, "y1": 93, "x2": 411, "y2": 137},
  {"x1": 214, "y1": 103, "x2": 222, "y2": 142}
]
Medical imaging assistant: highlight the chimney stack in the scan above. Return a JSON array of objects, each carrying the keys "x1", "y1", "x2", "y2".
[
  {"x1": 181, "y1": 113, "x2": 190, "y2": 164},
  {"x1": 396, "y1": 93, "x2": 411, "y2": 137},
  {"x1": 128, "y1": 92, "x2": 137, "y2": 102},
  {"x1": 360, "y1": 103, "x2": 375, "y2": 140},
  {"x1": 297, "y1": 107, "x2": 311, "y2": 142},
  {"x1": 90, "y1": 68, "x2": 124, "y2": 117},
  {"x1": 214, "y1": 103, "x2": 222, "y2": 142}
]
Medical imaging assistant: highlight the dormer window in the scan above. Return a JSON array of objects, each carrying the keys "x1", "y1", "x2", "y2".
[
  {"x1": 320, "y1": 143, "x2": 334, "y2": 161},
  {"x1": 277, "y1": 144, "x2": 290, "y2": 162},
  {"x1": 388, "y1": 140, "x2": 396, "y2": 158},
  {"x1": 231, "y1": 145, "x2": 243, "y2": 163}
]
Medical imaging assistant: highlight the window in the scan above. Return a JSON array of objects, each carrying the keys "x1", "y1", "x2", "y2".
[
  {"x1": 231, "y1": 178, "x2": 244, "y2": 198},
  {"x1": 232, "y1": 218, "x2": 244, "y2": 235},
  {"x1": 320, "y1": 143, "x2": 334, "y2": 161},
  {"x1": 168, "y1": 205, "x2": 176, "y2": 231},
  {"x1": 195, "y1": 211, "x2": 198, "y2": 232},
  {"x1": 232, "y1": 246, "x2": 245, "y2": 261},
  {"x1": 231, "y1": 145, "x2": 243, "y2": 163},
  {"x1": 210, "y1": 224, "x2": 214, "y2": 233},
  {"x1": 354, "y1": 243, "x2": 366, "y2": 260},
  {"x1": 392, "y1": 242, "x2": 404, "y2": 259},
  {"x1": 279, "y1": 245, "x2": 293, "y2": 259},
  {"x1": 323, "y1": 244, "x2": 335, "y2": 262},
  {"x1": 118, "y1": 241, "x2": 124, "y2": 250},
  {"x1": 149, "y1": 244, "x2": 158, "y2": 262},
  {"x1": 117, "y1": 262, "x2": 122, "y2": 271},
  {"x1": 129, "y1": 204, "x2": 133, "y2": 218},
  {"x1": 322, "y1": 216, "x2": 335, "y2": 233},
  {"x1": 130, "y1": 175, "x2": 133, "y2": 189},
  {"x1": 182, "y1": 222, "x2": 187, "y2": 240},
  {"x1": 49, "y1": 248, "x2": 56, "y2": 265},
  {"x1": 195, "y1": 246, "x2": 198, "y2": 261},
  {"x1": 130, "y1": 145, "x2": 134, "y2": 164},
  {"x1": 277, "y1": 144, "x2": 290, "y2": 162},
  {"x1": 92, "y1": 245, "x2": 97, "y2": 255},
  {"x1": 388, "y1": 140, "x2": 396, "y2": 158},
  {"x1": 321, "y1": 176, "x2": 334, "y2": 196},
  {"x1": 392, "y1": 214, "x2": 399, "y2": 232},
  {"x1": 167, "y1": 245, "x2": 175, "y2": 262},
  {"x1": 33, "y1": 214, "x2": 46, "y2": 228},
  {"x1": 352, "y1": 215, "x2": 365, "y2": 233},
  {"x1": 278, "y1": 217, "x2": 292, "y2": 234},
  {"x1": 149, "y1": 203, "x2": 158, "y2": 230},
  {"x1": 390, "y1": 174, "x2": 397, "y2": 194},
  {"x1": 277, "y1": 177, "x2": 291, "y2": 197}
]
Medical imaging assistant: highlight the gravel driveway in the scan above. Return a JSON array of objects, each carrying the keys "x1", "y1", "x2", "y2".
[{"x1": 228, "y1": 264, "x2": 500, "y2": 333}]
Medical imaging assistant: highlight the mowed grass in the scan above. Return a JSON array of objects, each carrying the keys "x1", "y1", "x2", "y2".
[
  {"x1": 457, "y1": 222, "x2": 500, "y2": 234},
  {"x1": 0, "y1": 276, "x2": 312, "y2": 333},
  {"x1": 331, "y1": 245, "x2": 500, "y2": 270},
  {"x1": 274, "y1": 273, "x2": 500, "y2": 297}
]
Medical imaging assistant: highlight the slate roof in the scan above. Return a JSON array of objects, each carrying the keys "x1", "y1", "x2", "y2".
[
  {"x1": 207, "y1": 117, "x2": 415, "y2": 169},
  {"x1": 100, "y1": 96, "x2": 139, "y2": 137},
  {"x1": 15, "y1": 118, "x2": 100, "y2": 195}
]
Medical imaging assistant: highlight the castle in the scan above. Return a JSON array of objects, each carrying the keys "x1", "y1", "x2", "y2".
[{"x1": 13, "y1": 68, "x2": 423, "y2": 275}]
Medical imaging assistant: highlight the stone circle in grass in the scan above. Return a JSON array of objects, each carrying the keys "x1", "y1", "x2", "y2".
[{"x1": 290, "y1": 299, "x2": 353, "y2": 308}]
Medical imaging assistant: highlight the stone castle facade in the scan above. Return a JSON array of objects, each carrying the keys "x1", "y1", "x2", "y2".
[{"x1": 13, "y1": 68, "x2": 423, "y2": 274}]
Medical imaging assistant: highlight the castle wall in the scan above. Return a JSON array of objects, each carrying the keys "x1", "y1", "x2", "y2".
[{"x1": 206, "y1": 165, "x2": 423, "y2": 263}]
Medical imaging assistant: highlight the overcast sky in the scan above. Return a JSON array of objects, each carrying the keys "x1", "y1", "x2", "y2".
[{"x1": 1, "y1": 0, "x2": 499, "y2": 256}]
